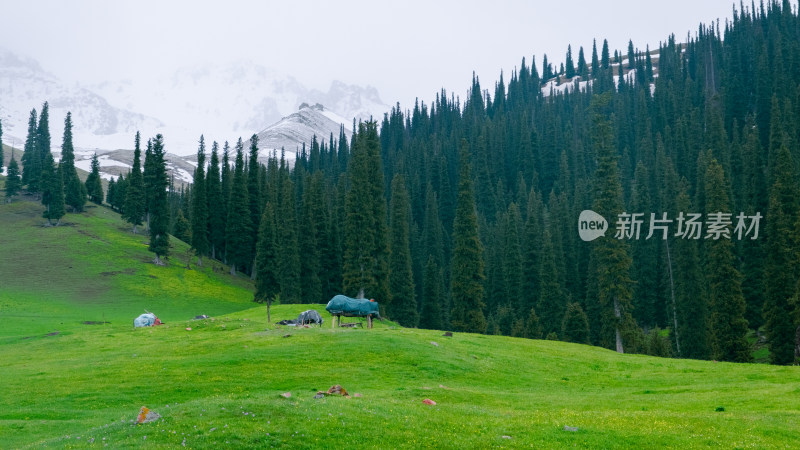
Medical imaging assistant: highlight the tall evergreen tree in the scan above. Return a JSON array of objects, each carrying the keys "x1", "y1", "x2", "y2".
[
  {"x1": 562, "y1": 302, "x2": 591, "y2": 344},
  {"x1": 343, "y1": 121, "x2": 390, "y2": 305},
  {"x1": 450, "y1": 141, "x2": 487, "y2": 333},
  {"x1": 41, "y1": 153, "x2": 65, "y2": 226},
  {"x1": 275, "y1": 164, "x2": 301, "y2": 302},
  {"x1": 673, "y1": 179, "x2": 710, "y2": 359},
  {"x1": 206, "y1": 141, "x2": 225, "y2": 259},
  {"x1": 148, "y1": 134, "x2": 170, "y2": 265},
  {"x1": 388, "y1": 174, "x2": 418, "y2": 327},
  {"x1": 299, "y1": 172, "x2": 325, "y2": 303},
  {"x1": 61, "y1": 112, "x2": 86, "y2": 212},
  {"x1": 191, "y1": 136, "x2": 209, "y2": 265},
  {"x1": 587, "y1": 95, "x2": 636, "y2": 353},
  {"x1": 420, "y1": 256, "x2": 444, "y2": 330},
  {"x1": 565, "y1": 44, "x2": 576, "y2": 79},
  {"x1": 85, "y1": 153, "x2": 104, "y2": 204},
  {"x1": 225, "y1": 139, "x2": 253, "y2": 275},
  {"x1": 21, "y1": 109, "x2": 39, "y2": 192},
  {"x1": 0, "y1": 119, "x2": 4, "y2": 174},
  {"x1": 247, "y1": 134, "x2": 262, "y2": 272},
  {"x1": 36, "y1": 102, "x2": 52, "y2": 186},
  {"x1": 5, "y1": 151, "x2": 21, "y2": 202},
  {"x1": 763, "y1": 144, "x2": 798, "y2": 364},
  {"x1": 254, "y1": 201, "x2": 280, "y2": 319},
  {"x1": 704, "y1": 158, "x2": 751, "y2": 362},
  {"x1": 124, "y1": 132, "x2": 146, "y2": 233}
]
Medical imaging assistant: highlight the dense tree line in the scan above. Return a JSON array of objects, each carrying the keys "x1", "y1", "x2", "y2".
[
  {"x1": 122, "y1": 1, "x2": 799, "y2": 364},
  {"x1": 7, "y1": 1, "x2": 800, "y2": 364}
]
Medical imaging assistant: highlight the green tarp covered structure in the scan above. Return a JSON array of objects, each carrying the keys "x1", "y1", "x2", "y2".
[{"x1": 325, "y1": 295, "x2": 380, "y2": 317}]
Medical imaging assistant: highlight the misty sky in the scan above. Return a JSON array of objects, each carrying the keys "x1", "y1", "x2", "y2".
[{"x1": 3, "y1": 0, "x2": 741, "y2": 112}]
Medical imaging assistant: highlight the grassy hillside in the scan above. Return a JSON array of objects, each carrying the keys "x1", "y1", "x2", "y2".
[
  {"x1": 0, "y1": 196, "x2": 255, "y2": 341},
  {"x1": 1, "y1": 198, "x2": 799, "y2": 448}
]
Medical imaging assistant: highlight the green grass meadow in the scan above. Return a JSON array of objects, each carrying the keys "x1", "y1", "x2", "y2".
[{"x1": 1, "y1": 195, "x2": 799, "y2": 448}]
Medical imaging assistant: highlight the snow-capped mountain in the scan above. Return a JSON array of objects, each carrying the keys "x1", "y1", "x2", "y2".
[
  {"x1": 51, "y1": 103, "x2": 354, "y2": 185},
  {"x1": 87, "y1": 60, "x2": 388, "y2": 154},
  {"x1": 0, "y1": 50, "x2": 389, "y2": 157},
  {"x1": 254, "y1": 103, "x2": 352, "y2": 157},
  {"x1": 0, "y1": 48, "x2": 163, "y2": 152}
]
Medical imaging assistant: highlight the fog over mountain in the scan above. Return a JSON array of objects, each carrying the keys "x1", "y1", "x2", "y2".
[{"x1": 0, "y1": 49, "x2": 388, "y2": 156}]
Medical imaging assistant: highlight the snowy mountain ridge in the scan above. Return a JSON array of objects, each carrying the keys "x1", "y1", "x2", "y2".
[{"x1": 0, "y1": 49, "x2": 389, "y2": 158}]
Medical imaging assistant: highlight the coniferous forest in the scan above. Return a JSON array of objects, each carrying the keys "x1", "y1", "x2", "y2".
[{"x1": 11, "y1": 1, "x2": 800, "y2": 365}]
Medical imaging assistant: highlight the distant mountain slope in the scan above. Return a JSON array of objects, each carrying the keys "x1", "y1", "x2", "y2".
[
  {"x1": 0, "y1": 49, "x2": 163, "y2": 152},
  {"x1": 0, "y1": 50, "x2": 389, "y2": 156},
  {"x1": 254, "y1": 103, "x2": 352, "y2": 156}
]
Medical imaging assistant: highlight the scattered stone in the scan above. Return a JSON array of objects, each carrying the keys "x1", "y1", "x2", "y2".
[
  {"x1": 563, "y1": 426, "x2": 579, "y2": 432},
  {"x1": 422, "y1": 399, "x2": 436, "y2": 405},
  {"x1": 313, "y1": 393, "x2": 325, "y2": 399},
  {"x1": 502, "y1": 435, "x2": 512, "y2": 439},
  {"x1": 353, "y1": 393, "x2": 362, "y2": 398},
  {"x1": 280, "y1": 392, "x2": 291, "y2": 399},
  {"x1": 430, "y1": 341, "x2": 439, "y2": 347},
  {"x1": 194, "y1": 315, "x2": 209, "y2": 320},
  {"x1": 136, "y1": 406, "x2": 161, "y2": 424},
  {"x1": 283, "y1": 334, "x2": 291, "y2": 338},
  {"x1": 185, "y1": 327, "x2": 192, "y2": 331},
  {"x1": 443, "y1": 332, "x2": 453, "y2": 337}
]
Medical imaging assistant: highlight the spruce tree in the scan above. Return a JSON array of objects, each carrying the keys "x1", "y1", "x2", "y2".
[
  {"x1": 247, "y1": 135, "x2": 262, "y2": 272},
  {"x1": 5, "y1": 152, "x2": 21, "y2": 202},
  {"x1": 577, "y1": 46, "x2": 588, "y2": 78},
  {"x1": 0, "y1": 119, "x2": 4, "y2": 174},
  {"x1": 420, "y1": 256, "x2": 444, "y2": 330},
  {"x1": 343, "y1": 121, "x2": 390, "y2": 305},
  {"x1": 562, "y1": 302, "x2": 590, "y2": 344},
  {"x1": 538, "y1": 226, "x2": 566, "y2": 338},
  {"x1": 36, "y1": 103, "x2": 52, "y2": 188},
  {"x1": 565, "y1": 44, "x2": 576, "y2": 79},
  {"x1": 275, "y1": 163, "x2": 301, "y2": 302},
  {"x1": 299, "y1": 172, "x2": 325, "y2": 303},
  {"x1": 85, "y1": 153, "x2": 104, "y2": 204},
  {"x1": 225, "y1": 139, "x2": 253, "y2": 275},
  {"x1": 124, "y1": 132, "x2": 146, "y2": 233},
  {"x1": 41, "y1": 154, "x2": 65, "y2": 226},
  {"x1": 61, "y1": 112, "x2": 86, "y2": 212},
  {"x1": 763, "y1": 144, "x2": 798, "y2": 364},
  {"x1": 173, "y1": 208, "x2": 191, "y2": 244},
  {"x1": 587, "y1": 95, "x2": 636, "y2": 353},
  {"x1": 503, "y1": 203, "x2": 524, "y2": 314},
  {"x1": 148, "y1": 135, "x2": 170, "y2": 265},
  {"x1": 21, "y1": 109, "x2": 39, "y2": 192},
  {"x1": 450, "y1": 141, "x2": 487, "y2": 333},
  {"x1": 206, "y1": 141, "x2": 225, "y2": 259},
  {"x1": 254, "y1": 201, "x2": 280, "y2": 320},
  {"x1": 388, "y1": 174, "x2": 418, "y2": 327},
  {"x1": 191, "y1": 136, "x2": 209, "y2": 265},
  {"x1": 704, "y1": 159, "x2": 751, "y2": 362},
  {"x1": 143, "y1": 139, "x2": 155, "y2": 227},
  {"x1": 673, "y1": 179, "x2": 710, "y2": 359}
]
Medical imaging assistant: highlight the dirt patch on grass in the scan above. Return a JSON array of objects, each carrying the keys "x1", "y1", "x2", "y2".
[
  {"x1": 99, "y1": 268, "x2": 136, "y2": 277},
  {"x1": 82, "y1": 321, "x2": 111, "y2": 325},
  {"x1": 45, "y1": 331, "x2": 60, "y2": 336}
]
